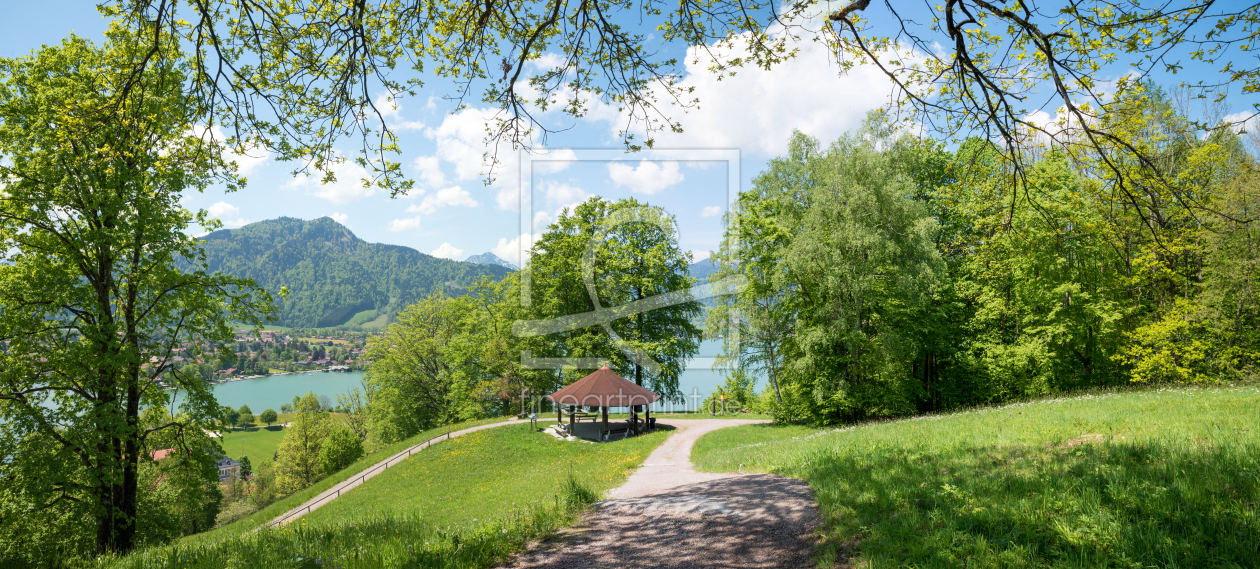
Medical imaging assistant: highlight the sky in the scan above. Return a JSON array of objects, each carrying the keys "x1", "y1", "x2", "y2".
[
  {"x1": 2, "y1": 2, "x2": 1253, "y2": 267},
  {"x1": 0, "y1": 2, "x2": 907, "y2": 267}
]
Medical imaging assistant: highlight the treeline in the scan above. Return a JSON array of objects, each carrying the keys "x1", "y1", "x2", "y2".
[
  {"x1": 708, "y1": 94, "x2": 1259, "y2": 424},
  {"x1": 195, "y1": 217, "x2": 513, "y2": 327}
]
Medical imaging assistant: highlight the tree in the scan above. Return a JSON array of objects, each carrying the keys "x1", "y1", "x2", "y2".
[
  {"x1": 0, "y1": 31, "x2": 272, "y2": 555},
  {"x1": 237, "y1": 405, "x2": 254, "y2": 428},
  {"x1": 319, "y1": 424, "x2": 364, "y2": 475},
  {"x1": 334, "y1": 389, "x2": 368, "y2": 441},
  {"x1": 238, "y1": 456, "x2": 252, "y2": 478},
  {"x1": 275, "y1": 393, "x2": 331, "y2": 492},
  {"x1": 365, "y1": 295, "x2": 472, "y2": 444},
  {"x1": 260, "y1": 409, "x2": 278, "y2": 426},
  {"x1": 721, "y1": 127, "x2": 945, "y2": 423},
  {"x1": 222, "y1": 405, "x2": 241, "y2": 428},
  {"x1": 522, "y1": 197, "x2": 702, "y2": 401}
]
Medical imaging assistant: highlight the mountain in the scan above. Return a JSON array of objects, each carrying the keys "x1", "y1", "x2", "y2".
[
  {"x1": 688, "y1": 258, "x2": 719, "y2": 283},
  {"x1": 464, "y1": 252, "x2": 519, "y2": 271},
  {"x1": 197, "y1": 217, "x2": 513, "y2": 328}
]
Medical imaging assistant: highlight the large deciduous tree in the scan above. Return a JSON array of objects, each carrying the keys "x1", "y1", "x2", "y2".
[
  {"x1": 525, "y1": 197, "x2": 702, "y2": 401},
  {"x1": 0, "y1": 29, "x2": 272, "y2": 556}
]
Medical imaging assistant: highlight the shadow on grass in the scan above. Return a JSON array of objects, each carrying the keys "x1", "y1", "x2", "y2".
[{"x1": 800, "y1": 438, "x2": 1260, "y2": 567}]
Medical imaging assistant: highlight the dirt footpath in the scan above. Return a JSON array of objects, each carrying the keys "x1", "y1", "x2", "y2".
[{"x1": 503, "y1": 419, "x2": 820, "y2": 569}]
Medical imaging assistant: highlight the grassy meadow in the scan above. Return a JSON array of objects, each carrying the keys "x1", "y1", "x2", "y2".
[
  {"x1": 219, "y1": 426, "x2": 287, "y2": 463},
  {"x1": 691, "y1": 385, "x2": 1260, "y2": 567},
  {"x1": 102, "y1": 422, "x2": 670, "y2": 568},
  {"x1": 188, "y1": 417, "x2": 511, "y2": 543}
]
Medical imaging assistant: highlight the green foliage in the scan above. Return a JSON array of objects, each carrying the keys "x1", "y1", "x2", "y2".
[
  {"x1": 260, "y1": 409, "x2": 279, "y2": 426},
  {"x1": 0, "y1": 30, "x2": 273, "y2": 557},
  {"x1": 275, "y1": 394, "x2": 332, "y2": 493},
  {"x1": 692, "y1": 386, "x2": 1260, "y2": 567},
  {"x1": 194, "y1": 217, "x2": 512, "y2": 327},
  {"x1": 319, "y1": 425, "x2": 364, "y2": 475},
  {"x1": 525, "y1": 197, "x2": 703, "y2": 401}
]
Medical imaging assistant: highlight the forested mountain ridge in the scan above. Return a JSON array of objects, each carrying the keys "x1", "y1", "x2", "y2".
[{"x1": 196, "y1": 217, "x2": 513, "y2": 327}]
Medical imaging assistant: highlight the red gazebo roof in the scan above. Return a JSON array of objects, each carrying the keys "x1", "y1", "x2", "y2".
[{"x1": 547, "y1": 366, "x2": 659, "y2": 407}]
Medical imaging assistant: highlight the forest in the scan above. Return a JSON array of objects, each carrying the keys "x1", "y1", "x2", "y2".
[{"x1": 195, "y1": 217, "x2": 512, "y2": 327}]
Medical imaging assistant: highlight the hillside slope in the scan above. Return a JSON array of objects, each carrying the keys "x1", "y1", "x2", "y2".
[
  {"x1": 198, "y1": 217, "x2": 513, "y2": 327},
  {"x1": 692, "y1": 386, "x2": 1260, "y2": 566}
]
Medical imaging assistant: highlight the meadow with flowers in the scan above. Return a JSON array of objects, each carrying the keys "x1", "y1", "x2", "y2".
[{"x1": 692, "y1": 385, "x2": 1260, "y2": 566}]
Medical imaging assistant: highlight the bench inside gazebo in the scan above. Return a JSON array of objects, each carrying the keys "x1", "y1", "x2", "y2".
[{"x1": 547, "y1": 366, "x2": 658, "y2": 442}]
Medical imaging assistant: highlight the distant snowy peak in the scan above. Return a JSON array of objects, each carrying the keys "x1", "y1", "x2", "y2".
[{"x1": 464, "y1": 252, "x2": 519, "y2": 271}]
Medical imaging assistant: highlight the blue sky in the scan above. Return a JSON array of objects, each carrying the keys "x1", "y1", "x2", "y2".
[
  {"x1": 3, "y1": 2, "x2": 1254, "y2": 267},
  {"x1": 0, "y1": 2, "x2": 905, "y2": 266}
]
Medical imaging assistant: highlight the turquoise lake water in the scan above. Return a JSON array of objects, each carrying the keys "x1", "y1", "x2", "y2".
[{"x1": 184, "y1": 340, "x2": 753, "y2": 413}]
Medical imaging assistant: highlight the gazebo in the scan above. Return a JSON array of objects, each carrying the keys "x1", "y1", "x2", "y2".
[{"x1": 547, "y1": 366, "x2": 658, "y2": 441}]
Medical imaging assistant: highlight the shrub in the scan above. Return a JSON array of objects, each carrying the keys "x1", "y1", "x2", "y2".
[{"x1": 319, "y1": 424, "x2": 364, "y2": 475}]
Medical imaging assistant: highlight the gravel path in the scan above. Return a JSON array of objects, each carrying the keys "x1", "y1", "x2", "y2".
[
  {"x1": 264, "y1": 419, "x2": 517, "y2": 528},
  {"x1": 502, "y1": 419, "x2": 821, "y2": 569}
]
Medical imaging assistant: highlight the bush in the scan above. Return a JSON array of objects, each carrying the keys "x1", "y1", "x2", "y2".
[
  {"x1": 319, "y1": 424, "x2": 364, "y2": 475},
  {"x1": 213, "y1": 497, "x2": 258, "y2": 529}
]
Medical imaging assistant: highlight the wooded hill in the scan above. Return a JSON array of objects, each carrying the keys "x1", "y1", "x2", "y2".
[{"x1": 196, "y1": 217, "x2": 513, "y2": 328}]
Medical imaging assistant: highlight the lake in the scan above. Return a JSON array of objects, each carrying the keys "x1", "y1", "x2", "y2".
[{"x1": 185, "y1": 341, "x2": 755, "y2": 413}]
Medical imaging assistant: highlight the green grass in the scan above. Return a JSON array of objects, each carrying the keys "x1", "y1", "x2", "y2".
[
  {"x1": 186, "y1": 417, "x2": 511, "y2": 542},
  {"x1": 103, "y1": 423, "x2": 670, "y2": 569},
  {"x1": 220, "y1": 426, "x2": 287, "y2": 463},
  {"x1": 300, "y1": 422, "x2": 669, "y2": 528},
  {"x1": 691, "y1": 385, "x2": 1260, "y2": 567}
]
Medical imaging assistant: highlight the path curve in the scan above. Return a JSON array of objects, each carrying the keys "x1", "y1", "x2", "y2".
[
  {"x1": 503, "y1": 419, "x2": 821, "y2": 568},
  {"x1": 264, "y1": 419, "x2": 518, "y2": 528}
]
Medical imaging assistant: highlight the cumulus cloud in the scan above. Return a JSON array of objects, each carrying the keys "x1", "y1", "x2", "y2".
[
  {"x1": 329, "y1": 212, "x2": 350, "y2": 226},
  {"x1": 188, "y1": 125, "x2": 270, "y2": 175},
  {"x1": 405, "y1": 186, "x2": 480, "y2": 215},
  {"x1": 607, "y1": 29, "x2": 900, "y2": 156},
  {"x1": 373, "y1": 93, "x2": 425, "y2": 132},
  {"x1": 700, "y1": 205, "x2": 722, "y2": 218},
  {"x1": 412, "y1": 155, "x2": 447, "y2": 189},
  {"x1": 387, "y1": 217, "x2": 422, "y2": 231},
  {"x1": 207, "y1": 201, "x2": 240, "y2": 217},
  {"x1": 608, "y1": 160, "x2": 684, "y2": 195},
  {"x1": 531, "y1": 181, "x2": 589, "y2": 230},
  {"x1": 425, "y1": 107, "x2": 581, "y2": 212},
  {"x1": 532, "y1": 147, "x2": 579, "y2": 174},
  {"x1": 493, "y1": 233, "x2": 539, "y2": 268},
  {"x1": 286, "y1": 157, "x2": 379, "y2": 204},
  {"x1": 430, "y1": 242, "x2": 464, "y2": 260},
  {"x1": 219, "y1": 218, "x2": 250, "y2": 229}
]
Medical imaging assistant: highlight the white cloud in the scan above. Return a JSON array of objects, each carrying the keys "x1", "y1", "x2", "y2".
[
  {"x1": 329, "y1": 213, "x2": 350, "y2": 226},
  {"x1": 532, "y1": 147, "x2": 578, "y2": 174},
  {"x1": 188, "y1": 125, "x2": 270, "y2": 175},
  {"x1": 700, "y1": 206, "x2": 722, "y2": 218},
  {"x1": 493, "y1": 233, "x2": 539, "y2": 267},
  {"x1": 373, "y1": 93, "x2": 425, "y2": 131},
  {"x1": 607, "y1": 29, "x2": 901, "y2": 156},
  {"x1": 429, "y1": 108, "x2": 500, "y2": 182},
  {"x1": 532, "y1": 211, "x2": 552, "y2": 231},
  {"x1": 207, "y1": 201, "x2": 240, "y2": 217},
  {"x1": 430, "y1": 242, "x2": 464, "y2": 260},
  {"x1": 412, "y1": 155, "x2": 447, "y2": 189},
  {"x1": 220, "y1": 218, "x2": 250, "y2": 229},
  {"x1": 387, "y1": 217, "x2": 422, "y2": 231},
  {"x1": 691, "y1": 250, "x2": 711, "y2": 262},
  {"x1": 286, "y1": 157, "x2": 379, "y2": 204},
  {"x1": 405, "y1": 186, "x2": 479, "y2": 215},
  {"x1": 608, "y1": 160, "x2": 684, "y2": 195}
]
